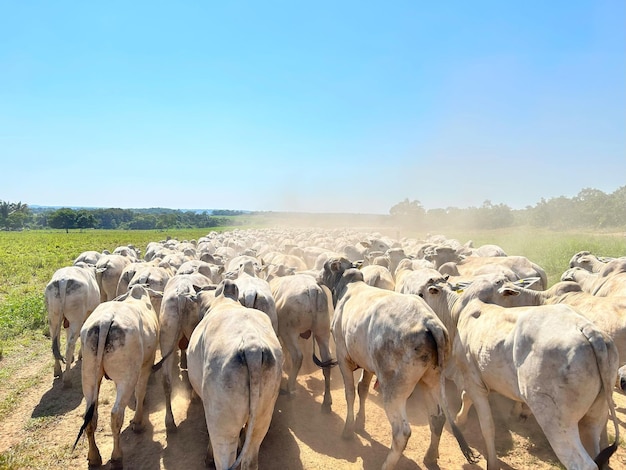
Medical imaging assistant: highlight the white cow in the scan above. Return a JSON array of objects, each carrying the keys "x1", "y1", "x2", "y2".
[
  {"x1": 73, "y1": 250, "x2": 104, "y2": 266},
  {"x1": 152, "y1": 273, "x2": 215, "y2": 432},
  {"x1": 177, "y1": 259, "x2": 224, "y2": 283},
  {"x1": 270, "y1": 273, "x2": 335, "y2": 412},
  {"x1": 125, "y1": 264, "x2": 174, "y2": 314},
  {"x1": 187, "y1": 280, "x2": 283, "y2": 470},
  {"x1": 437, "y1": 255, "x2": 548, "y2": 290},
  {"x1": 490, "y1": 278, "x2": 626, "y2": 393},
  {"x1": 44, "y1": 262, "x2": 100, "y2": 387},
  {"x1": 417, "y1": 276, "x2": 620, "y2": 470},
  {"x1": 360, "y1": 264, "x2": 395, "y2": 291},
  {"x1": 73, "y1": 284, "x2": 161, "y2": 469},
  {"x1": 568, "y1": 251, "x2": 626, "y2": 273},
  {"x1": 394, "y1": 263, "x2": 443, "y2": 296},
  {"x1": 95, "y1": 254, "x2": 132, "y2": 302},
  {"x1": 318, "y1": 258, "x2": 477, "y2": 470},
  {"x1": 229, "y1": 260, "x2": 278, "y2": 333},
  {"x1": 562, "y1": 263, "x2": 626, "y2": 297}
]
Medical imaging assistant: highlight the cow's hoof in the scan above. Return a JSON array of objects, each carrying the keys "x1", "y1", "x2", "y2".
[
  {"x1": 341, "y1": 429, "x2": 355, "y2": 440},
  {"x1": 87, "y1": 456, "x2": 102, "y2": 468},
  {"x1": 110, "y1": 457, "x2": 123, "y2": 470},
  {"x1": 131, "y1": 421, "x2": 144, "y2": 434},
  {"x1": 423, "y1": 450, "x2": 439, "y2": 467}
]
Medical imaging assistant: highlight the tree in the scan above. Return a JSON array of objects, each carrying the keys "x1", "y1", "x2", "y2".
[
  {"x1": 474, "y1": 200, "x2": 514, "y2": 229},
  {"x1": 389, "y1": 198, "x2": 425, "y2": 228},
  {"x1": 48, "y1": 208, "x2": 78, "y2": 233},
  {"x1": 6, "y1": 211, "x2": 28, "y2": 230},
  {"x1": 76, "y1": 210, "x2": 97, "y2": 230},
  {"x1": 0, "y1": 200, "x2": 31, "y2": 230}
]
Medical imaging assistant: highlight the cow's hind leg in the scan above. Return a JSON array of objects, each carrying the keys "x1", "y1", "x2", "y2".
[
  {"x1": 538, "y1": 421, "x2": 596, "y2": 470},
  {"x1": 85, "y1": 403, "x2": 102, "y2": 467},
  {"x1": 337, "y1": 359, "x2": 357, "y2": 439},
  {"x1": 579, "y1": 391, "x2": 611, "y2": 462},
  {"x1": 63, "y1": 324, "x2": 81, "y2": 388},
  {"x1": 281, "y1": 333, "x2": 302, "y2": 396},
  {"x1": 380, "y1": 391, "x2": 411, "y2": 470},
  {"x1": 314, "y1": 331, "x2": 334, "y2": 413},
  {"x1": 110, "y1": 384, "x2": 135, "y2": 469},
  {"x1": 422, "y1": 383, "x2": 446, "y2": 466},
  {"x1": 528, "y1": 391, "x2": 600, "y2": 470},
  {"x1": 131, "y1": 363, "x2": 152, "y2": 433},
  {"x1": 466, "y1": 387, "x2": 499, "y2": 470},
  {"x1": 162, "y1": 355, "x2": 178, "y2": 432},
  {"x1": 49, "y1": 309, "x2": 63, "y2": 378},
  {"x1": 355, "y1": 370, "x2": 374, "y2": 433}
]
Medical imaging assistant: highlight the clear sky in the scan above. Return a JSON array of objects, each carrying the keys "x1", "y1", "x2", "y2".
[{"x1": 2, "y1": 1, "x2": 624, "y2": 214}]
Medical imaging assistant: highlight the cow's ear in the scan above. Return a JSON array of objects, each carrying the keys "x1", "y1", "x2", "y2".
[
  {"x1": 182, "y1": 292, "x2": 198, "y2": 302},
  {"x1": 222, "y1": 280, "x2": 239, "y2": 300},
  {"x1": 500, "y1": 286, "x2": 519, "y2": 297},
  {"x1": 147, "y1": 288, "x2": 164, "y2": 299},
  {"x1": 426, "y1": 284, "x2": 441, "y2": 295}
]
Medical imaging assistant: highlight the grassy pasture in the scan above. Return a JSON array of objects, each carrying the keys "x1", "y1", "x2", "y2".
[{"x1": 0, "y1": 228, "x2": 222, "y2": 343}]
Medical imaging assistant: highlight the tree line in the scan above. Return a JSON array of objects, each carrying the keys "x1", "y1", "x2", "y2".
[
  {"x1": 389, "y1": 186, "x2": 626, "y2": 231},
  {"x1": 0, "y1": 204, "x2": 245, "y2": 232},
  {"x1": 1, "y1": 185, "x2": 625, "y2": 231}
]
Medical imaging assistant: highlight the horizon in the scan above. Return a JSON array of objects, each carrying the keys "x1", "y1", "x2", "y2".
[{"x1": 26, "y1": 180, "x2": 624, "y2": 216}]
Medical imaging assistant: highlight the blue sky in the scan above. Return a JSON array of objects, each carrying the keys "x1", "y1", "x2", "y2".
[{"x1": 1, "y1": 1, "x2": 624, "y2": 214}]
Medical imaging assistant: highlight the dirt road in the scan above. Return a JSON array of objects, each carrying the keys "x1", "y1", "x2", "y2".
[{"x1": 1, "y1": 344, "x2": 626, "y2": 470}]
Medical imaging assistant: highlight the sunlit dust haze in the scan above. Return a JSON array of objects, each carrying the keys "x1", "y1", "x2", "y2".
[{"x1": 1, "y1": 1, "x2": 624, "y2": 214}]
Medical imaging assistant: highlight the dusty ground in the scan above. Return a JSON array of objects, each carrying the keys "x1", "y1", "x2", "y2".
[{"x1": 1, "y1": 342, "x2": 626, "y2": 470}]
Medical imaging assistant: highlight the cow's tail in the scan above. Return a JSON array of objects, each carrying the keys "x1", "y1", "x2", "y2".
[
  {"x1": 73, "y1": 317, "x2": 111, "y2": 450},
  {"x1": 312, "y1": 336, "x2": 337, "y2": 368},
  {"x1": 51, "y1": 279, "x2": 67, "y2": 363},
  {"x1": 580, "y1": 323, "x2": 620, "y2": 467},
  {"x1": 430, "y1": 320, "x2": 480, "y2": 465},
  {"x1": 310, "y1": 285, "x2": 337, "y2": 369},
  {"x1": 152, "y1": 289, "x2": 185, "y2": 372},
  {"x1": 228, "y1": 342, "x2": 263, "y2": 470}
]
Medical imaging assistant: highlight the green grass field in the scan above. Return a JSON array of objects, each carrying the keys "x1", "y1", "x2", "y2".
[{"x1": 0, "y1": 228, "x2": 224, "y2": 344}]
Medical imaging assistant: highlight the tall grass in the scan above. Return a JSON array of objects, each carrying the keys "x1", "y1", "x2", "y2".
[{"x1": 0, "y1": 228, "x2": 225, "y2": 345}]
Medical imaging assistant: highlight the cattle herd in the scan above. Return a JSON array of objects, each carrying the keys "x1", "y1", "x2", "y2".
[{"x1": 42, "y1": 228, "x2": 626, "y2": 470}]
